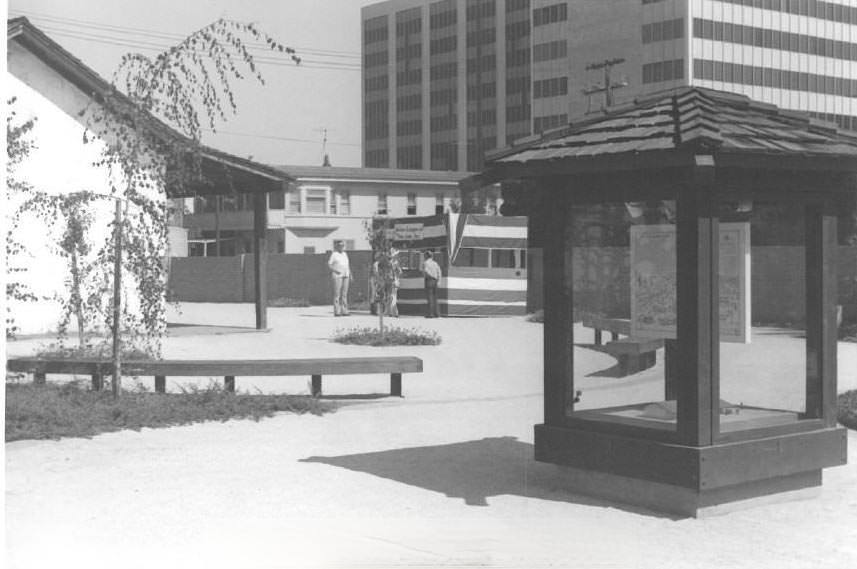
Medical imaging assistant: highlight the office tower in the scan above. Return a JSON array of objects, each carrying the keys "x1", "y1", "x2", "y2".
[{"x1": 363, "y1": 0, "x2": 857, "y2": 172}]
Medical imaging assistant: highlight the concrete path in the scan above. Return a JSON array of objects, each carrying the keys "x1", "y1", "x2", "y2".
[{"x1": 5, "y1": 304, "x2": 857, "y2": 568}]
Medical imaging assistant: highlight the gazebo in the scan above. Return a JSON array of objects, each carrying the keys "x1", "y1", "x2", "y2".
[{"x1": 467, "y1": 87, "x2": 856, "y2": 516}]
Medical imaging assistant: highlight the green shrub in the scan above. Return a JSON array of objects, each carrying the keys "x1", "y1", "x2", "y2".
[
  {"x1": 838, "y1": 390, "x2": 857, "y2": 430},
  {"x1": 332, "y1": 326, "x2": 441, "y2": 346},
  {"x1": 36, "y1": 342, "x2": 154, "y2": 360},
  {"x1": 5, "y1": 381, "x2": 334, "y2": 442}
]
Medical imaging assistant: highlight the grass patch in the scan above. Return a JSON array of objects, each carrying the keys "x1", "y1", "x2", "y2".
[
  {"x1": 838, "y1": 389, "x2": 857, "y2": 430},
  {"x1": 332, "y1": 326, "x2": 441, "y2": 346},
  {"x1": 35, "y1": 342, "x2": 154, "y2": 360},
  {"x1": 268, "y1": 297, "x2": 311, "y2": 307},
  {"x1": 5, "y1": 381, "x2": 334, "y2": 442}
]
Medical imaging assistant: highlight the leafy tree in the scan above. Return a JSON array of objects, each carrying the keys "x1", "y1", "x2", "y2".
[
  {"x1": 70, "y1": 19, "x2": 300, "y2": 361},
  {"x1": 5, "y1": 98, "x2": 39, "y2": 338},
  {"x1": 365, "y1": 217, "x2": 401, "y2": 337}
]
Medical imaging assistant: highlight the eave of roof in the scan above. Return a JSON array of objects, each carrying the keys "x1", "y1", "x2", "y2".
[
  {"x1": 7, "y1": 17, "x2": 293, "y2": 194},
  {"x1": 271, "y1": 164, "x2": 477, "y2": 184}
]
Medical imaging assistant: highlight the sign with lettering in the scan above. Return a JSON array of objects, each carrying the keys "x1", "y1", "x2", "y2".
[
  {"x1": 630, "y1": 222, "x2": 750, "y2": 343},
  {"x1": 393, "y1": 223, "x2": 424, "y2": 241}
]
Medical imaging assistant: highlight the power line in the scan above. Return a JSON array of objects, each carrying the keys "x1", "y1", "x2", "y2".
[
  {"x1": 9, "y1": 8, "x2": 363, "y2": 60},
  {"x1": 202, "y1": 128, "x2": 360, "y2": 147},
  {"x1": 23, "y1": 24, "x2": 363, "y2": 71}
]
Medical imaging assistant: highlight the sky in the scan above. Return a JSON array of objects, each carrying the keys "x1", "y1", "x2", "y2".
[{"x1": 7, "y1": 0, "x2": 381, "y2": 167}]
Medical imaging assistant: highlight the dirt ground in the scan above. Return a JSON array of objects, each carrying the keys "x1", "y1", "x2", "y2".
[{"x1": 5, "y1": 304, "x2": 857, "y2": 568}]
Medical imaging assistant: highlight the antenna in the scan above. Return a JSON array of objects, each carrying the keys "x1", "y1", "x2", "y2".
[
  {"x1": 582, "y1": 57, "x2": 629, "y2": 112},
  {"x1": 313, "y1": 127, "x2": 330, "y2": 165}
]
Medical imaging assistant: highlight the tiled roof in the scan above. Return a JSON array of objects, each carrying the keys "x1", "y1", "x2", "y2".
[{"x1": 487, "y1": 87, "x2": 857, "y2": 168}]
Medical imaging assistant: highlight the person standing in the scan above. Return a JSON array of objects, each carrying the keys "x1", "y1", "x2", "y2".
[
  {"x1": 328, "y1": 240, "x2": 351, "y2": 316},
  {"x1": 422, "y1": 250, "x2": 441, "y2": 318}
]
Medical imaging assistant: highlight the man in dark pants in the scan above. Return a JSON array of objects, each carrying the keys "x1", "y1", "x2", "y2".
[{"x1": 422, "y1": 250, "x2": 442, "y2": 318}]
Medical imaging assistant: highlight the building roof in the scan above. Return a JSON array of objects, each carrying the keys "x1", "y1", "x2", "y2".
[
  {"x1": 271, "y1": 164, "x2": 476, "y2": 184},
  {"x1": 479, "y1": 87, "x2": 857, "y2": 180},
  {"x1": 7, "y1": 17, "x2": 293, "y2": 195}
]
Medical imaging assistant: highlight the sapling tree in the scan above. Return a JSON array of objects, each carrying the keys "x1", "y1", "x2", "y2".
[
  {"x1": 365, "y1": 217, "x2": 401, "y2": 337},
  {"x1": 70, "y1": 19, "x2": 300, "y2": 365}
]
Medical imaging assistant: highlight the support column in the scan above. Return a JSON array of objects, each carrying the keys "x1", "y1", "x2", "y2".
[
  {"x1": 254, "y1": 191, "x2": 269, "y2": 330},
  {"x1": 805, "y1": 201, "x2": 838, "y2": 426},
  {"x1": 676, "y1": 158, "x2": 717, "y2": 446},
  {"x1": 542, "y1": 183, "x2": 573, "y2": 425}
]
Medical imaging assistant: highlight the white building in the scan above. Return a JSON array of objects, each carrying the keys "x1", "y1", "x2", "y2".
[{"x1": 183, "y1": 164, "x2": 502, "y2": 255}]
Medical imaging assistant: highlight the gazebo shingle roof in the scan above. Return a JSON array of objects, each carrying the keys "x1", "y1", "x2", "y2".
[{"x1": 487, "y1": 87, "x2": 857, "y2": 169}]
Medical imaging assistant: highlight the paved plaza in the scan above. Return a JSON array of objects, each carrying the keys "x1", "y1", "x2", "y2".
[{"x1": 5, "y1": 304, "x2": 857, "y2": 568}]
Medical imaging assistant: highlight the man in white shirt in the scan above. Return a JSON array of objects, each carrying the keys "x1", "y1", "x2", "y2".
[
  {"x1": 328, "y1": 240, "x2": 351, "y2": 316},
  {"x1": 422, "y1": 250, "x2": 442, "y2": 318}
]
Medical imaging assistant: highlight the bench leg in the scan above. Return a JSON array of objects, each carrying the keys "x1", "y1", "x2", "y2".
[
  {"x1": 610, "y1": 331, "x2": 619, "y2": 342},
  {"x1": 91, "y1": 373, "x2": 104, "y2": 392},
  {"x1": 594, "y1": 329, "x2": 602, "y2": 346},
  {"x1": 34, "y1": 372, "x2": 46, "y2": 386},
  {"x1": 311, "y1": 375, "x2": 322, "y2": 397},
  {"x1": 390, "y1": 373, "x2": 402, "y2": 397},
  {"x1": 224, "y1": 376, "x2": 235, "y2": 393},
  {"x1": 155, "y1": 375, "x2": 166, "y2": 394}
]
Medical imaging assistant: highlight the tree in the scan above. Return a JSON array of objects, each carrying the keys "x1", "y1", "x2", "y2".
[
  {"x1": 5, "y1": 98, "x2": 39, "y2": 338},
  {"x1": 72, "y1": 19, "x2": 300, "y2": 361},
  {"x1": 365, "y1": 217, "x2": 401, "y2": 337}
]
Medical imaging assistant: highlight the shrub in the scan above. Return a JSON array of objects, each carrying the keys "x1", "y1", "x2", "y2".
[
  {"x1": 838, "y1": 389, "x2": 857, "y2": 430},
  {"x1": 332, "y1": 326, "x2": 441, "y2": 346},
  {"x1": 5, "y1": 381, "x2": 333, "y2": 441},
  {"x1": 527, "y1": 309, "x2": 544, "y2": 323},
  {"x1": 36, "y1": 342, "x2": 154, "y2": 360}
]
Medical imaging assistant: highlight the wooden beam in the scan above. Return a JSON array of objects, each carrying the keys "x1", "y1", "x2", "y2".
[
  {"x1": 542, "y1": 181, "x2": 574, "y2": 425},
  {"x1": 253, "y1": 191, "x2": 268, "y2": 330}
]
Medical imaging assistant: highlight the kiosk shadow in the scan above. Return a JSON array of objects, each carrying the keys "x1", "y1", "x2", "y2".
[
  {"x1": 573, "y1": 343, "x2": 626, "y2": 378},
  {"x1": 300, "y1": 436, "x2": 674, "y2": 517}
]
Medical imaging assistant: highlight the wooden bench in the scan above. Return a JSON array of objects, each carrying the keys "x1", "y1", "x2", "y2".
[
  {"x1": 579, "y1": 313, "x2": 631, "y2": 345},
  {"x1": 602, "y1": 338, "x2": 664, "y2": 375},
  {"x1": 6, "y1": 356, "x2": 423, "y2": 397}
]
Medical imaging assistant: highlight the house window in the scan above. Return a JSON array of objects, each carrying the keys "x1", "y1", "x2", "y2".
[
  {"x1": 288, "y1": 191, "x2": 301, "y2": 214},
  {"x1": 330, "y1": 193, "x2": 337, "y2": 215},
  {"x1": 345, "y1": 239, "x2": 355, "y2": 250},
  {"x1": 378, "y1": 193, "x2": 388, "y2": 215},
  {"x1": 269, "y1": 190, "x2": 285, "y2": 209},
  {"x1": 339, "y1": 191, "x2": 351, "y2": 215},
  {"x1": 435, "y1": 193, "x2": 445, "y2": 215},
  {"x1": 304, "y1": 246, "x2": 316, "y2": 254},
  {"x1": 407, "y1": 193, "x2": 417, "y2": 215},
  {"x1": 491, "y1": 249, "x2": 516, "y2": 268},
  {"x1": 304, "y1": 186, "x2": 330, "y2": 215}
]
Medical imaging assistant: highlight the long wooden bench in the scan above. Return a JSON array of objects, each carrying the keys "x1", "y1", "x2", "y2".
[
  {"x1": 579, "y1": 313, "x2": 631, "y2": 345},
  {"x1": 601, "y1": 338, "x2": 664, "y2": 375},
  {"x1": 6, "y1": 356, "x2": 424, "y2": 397}
]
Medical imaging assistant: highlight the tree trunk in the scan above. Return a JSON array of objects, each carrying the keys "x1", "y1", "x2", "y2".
[{"x1": 70, "y1": 248, "x2": 86, "y2": 349}]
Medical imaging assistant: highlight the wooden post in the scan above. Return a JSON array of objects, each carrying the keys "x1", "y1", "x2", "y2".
[
  {"x1": 224, "y1": 376, "x2": 235, "y2": 393},
  {"x1": 542, "y1": 184, "x2": 574, "y2": 424},
  {"x1": 805, "y1": 201, "x2": 838, "y2": 426},
  {"x1": 112, "y1": 199, "x2": 123, "y2": 398},
  {"x1": 253, "y1": 191, "x2": 268, "y2": 330},
  {"x1": 91, "y1": 373, "x2": 103, "y2": 391},
  {"x1": 34, "y1": 372, "x2": 46, "y2": 385},
  {"x1": 155, "y1": 375, "x2": 166, "y2": 393},
  {"x1": 390, "y1": 372, "x2": 402, "y2": 397},
  {"x1": 311, "y1": 375, "x2": 322, "y2": 397},
  {"x1": 594, "y1": 329, "x2": 602, "y2": 346},
  {"x1": 676, "y1": 159, "x2": 717, "y2": 446}
]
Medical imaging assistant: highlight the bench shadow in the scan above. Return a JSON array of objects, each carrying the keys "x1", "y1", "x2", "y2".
[
  {"x1": 318, "y1": 393, "x2": 391, "y2": 400},
  {"x1": 300, "y1": 436, "x2": 676, "y2": 518}
]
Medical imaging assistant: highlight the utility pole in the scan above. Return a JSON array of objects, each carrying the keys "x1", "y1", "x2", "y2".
[
  {"x1": 582, "y1": 57, "x2": 628, "y2": 113},
  {"x1": 314, "y1": 127, "x2": 330, "y2": 165}
]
